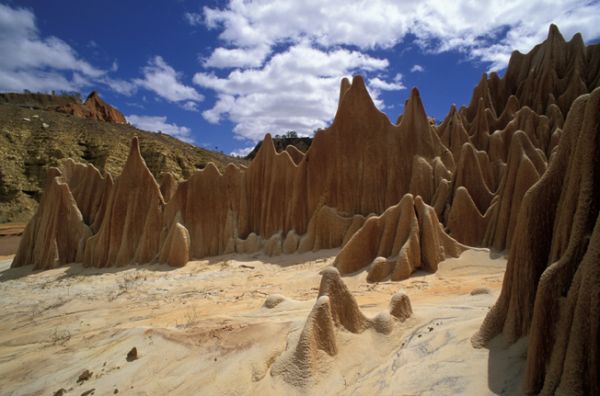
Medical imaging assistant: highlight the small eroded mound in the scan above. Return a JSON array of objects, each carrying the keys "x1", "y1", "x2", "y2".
[{"x1": 271, "y1": 267, "x2": 412, "y2": 387}]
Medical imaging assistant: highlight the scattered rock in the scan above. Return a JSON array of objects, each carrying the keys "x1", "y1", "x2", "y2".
[
  {"x1": 389, "y1": 292, "x2": 413, "y2": 321},
  {"x1": 470, "y1": 287, "x2": 491, "y2": 295},
  {"x1": 42, "y1": 122, "x2": 50, "y2": 128},
  {"x1": 126, "y1": 347, "x2": 138, "y2": 362},
  {"x1": 81, "y1": 389, "x2": 95, "y2": 396},
  {"x1": 77, "y1": 369, "x2": 93, "y2": 384},
  {"x1": 239, "y1": 264, "x2": 255, "y2": 269},
  {"x1": 263, "y1": 294, "x2": 286, "y2": 308},
  {"x1": 53, "y1": 389, "x2": 67, "y2": 396},
  {"x1": 23, "y1": 117, "x2": 30, "y2": 121}
]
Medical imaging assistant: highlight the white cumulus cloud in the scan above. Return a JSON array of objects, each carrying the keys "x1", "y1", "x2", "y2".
[
  {"x1": 229, "y1": 145, "x2": 255, "y2": 157},
  {"x1": 411, "y1": 64, "x2": 424, "y2": 73},
  {"x1": 127, "y1": 114, "x2": 194, "y2": 143},
  {"x1": 193, "y1": 43, "x2": 393, "y2": 141},
  {"x1": 0, "y1": 3, "x2": 105, "y2": 92},
  {"x1": 202, "y1": 0, "x2": 600, "y2": 71},
  {"x1": 196, "y1": 0, "x2": 600, "y2": 148},
  {"x1": 134, "y1": 56, "x2": 204, "y2": 103}
]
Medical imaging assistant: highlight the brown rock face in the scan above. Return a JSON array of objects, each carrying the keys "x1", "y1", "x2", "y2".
[
  {"x1": 82, "y1": 91, "x2": 126, "y2": 124},
  {"x1": 83, "y1": 137, "x2": 166, "y2": 267},
  {"x1": 53, "y1": 91, "x2": 126, "y2": 124},
  {"x1": 439, "y1": 24, "x2": 600, "y2": 251},
  {"x1": 12, "y1": 169, "x2": 92, "y2": 269},
  {"x1": 474, "y1": 87, "x2": 600, "y2": 394}
]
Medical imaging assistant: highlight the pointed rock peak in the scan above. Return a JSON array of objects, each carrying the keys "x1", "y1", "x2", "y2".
[
  {"x1": 85, "y1": 90, "x2": 100, "y2": 101},
  {"x1": 350, "y1": 74, "x2": 366, "y2": 91},
  {"x1": 459, "y1": 142, "x2": 479, "y2": 163},
  {"x1": 202, "y1": 162, "x2": 222, "y2": 177},
  {"x1": 399, "y1": 87, "x2": 429, "y2": 130},
  {"x1": 332, "y1": 74, "x2": 379, "y2": 126},
  {"x1": 547, "y1": 24, "x2": 565, "y2": 42},
  {"x1": 252, "y1": 133, "x2": 277, "y2": 164},
  {"x1": 129, "y1": 136, "x2": 142, "y2": 160},
  {"x1": 338, "y1": 77, "x2": 351, "y2": 105},
  {"x1": 224, "y1": 162, "x2": 241, "y2": 176},
  {"x1": 347, "y1": 75, "x2": 376, "y2": 107},
  {"x1": 263, "y1": 132, "x2": 273, "y2": 145},
  {"x1": 571, "y1": 32, "x2": 584, "y2": 48},
  {"x1": 43, "y1": 167, "x2": 62, "y2": 188},
  {"x1": 122, "y1": 136, "x2": 153, "y2": 182},
  {"x1": 82, "y1": 90, "x2": 126, "y2": 123}
]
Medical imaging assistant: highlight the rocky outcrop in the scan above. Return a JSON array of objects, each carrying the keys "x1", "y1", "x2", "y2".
[
  {"x1": 334, "y1": 194, "x2": 466, "y2": 281},
  {"x1": 82, "y1": 91, "x2": 126, "y2": 124},
  {"x1": 473, "y1": 87, "x2": 600, "y2": 395},
  {"x1": 54, "y1": 91, "x2": 126, "y2": 124}
]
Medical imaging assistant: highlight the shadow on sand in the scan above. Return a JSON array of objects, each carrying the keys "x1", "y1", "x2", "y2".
[
  {"x1": 0, "y1": 248, "x2": 341, "y2": 282},
  {"x1": 484, "y1": 334, "x2": 528, "y2": 395}
]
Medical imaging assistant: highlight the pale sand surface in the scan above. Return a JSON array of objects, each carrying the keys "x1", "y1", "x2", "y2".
[{"x1": 0, "y1": 249, "x2": 525, "y2": 395}]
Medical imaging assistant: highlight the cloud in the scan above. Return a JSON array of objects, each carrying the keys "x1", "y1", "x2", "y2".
[
  {"x1": 184, "y1": 12, "x2": 203, "y2": 26},
  {"x1": 127, "y1": 114, "x2": 193, "y2": 143},
  {"x1": 198, "y1": 0, "x2": 600, "y2": 146},
  {"x1": 410, "y1": 64, "x2": 424, "y2": 73},
  {"x1": 0, "y1": 3, "x2": 106, "y2": 92},
  {"x1": 102, "y1": 77, "x2": 137, "y2": 96},
  {"x1": 180, "y1": 101, "x2": 199, "y2": 112},
  {"x1": 229, "y1": 145, "x2": 255, "y2": 157},
  {"x1": 203, "y1": 45, "x2": 271, "y2": 68},
  {"x1": 194, "y1": 43, "x2": 390, "y2": 141},
  {"x1": 134, "y1": 56, "x2": 204, "y2": 103},
  {"x1": 202, "y1": 0, "x2": 600, "y2": 71},
  {"x1": 369, "y1": 77, "x2": 405, "y2": 91}
]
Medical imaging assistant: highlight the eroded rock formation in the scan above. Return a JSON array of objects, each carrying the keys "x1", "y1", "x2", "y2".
[
  {"x1": 271, "y1": 267, "x2": 412, "y2": 386},
  {"x1": 473, "y1": 87, "x2": 600, "y2": 395},
  {"x1": 6, "y1": 23, "x2": 600, "y2": 396},
  {"x1": 12, "y1": 169, "x2": 91, "y2": 269},
  {"x1": 334, "y1": 194, "x2": 466, "y2": 281}
]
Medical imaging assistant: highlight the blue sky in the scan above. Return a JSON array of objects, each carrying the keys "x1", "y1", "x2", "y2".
[{"x1": 1, "y1": 1, "x2": 599, "y2": 156}]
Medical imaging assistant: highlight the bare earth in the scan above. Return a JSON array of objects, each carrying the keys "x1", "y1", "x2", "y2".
[{"x1": 0, "y1": 249, "x2": 525, "y2": 395}]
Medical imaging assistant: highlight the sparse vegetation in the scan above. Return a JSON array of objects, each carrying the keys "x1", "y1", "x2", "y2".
[{"x1": 0, "y1": 96, "x2": 247, "y2": 223}]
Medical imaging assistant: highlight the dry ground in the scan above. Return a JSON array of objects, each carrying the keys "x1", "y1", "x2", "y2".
[{"x1": 0, "y1": 249, "x2": 525, "y2": 395}]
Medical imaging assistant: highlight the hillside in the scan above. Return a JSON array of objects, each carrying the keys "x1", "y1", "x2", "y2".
[
  {"x1": 0, "y1": 95, "x2": 246, "y2": 222},
  {"x1": 244, "y1": 134, "x2": 312, "y2": 160}
]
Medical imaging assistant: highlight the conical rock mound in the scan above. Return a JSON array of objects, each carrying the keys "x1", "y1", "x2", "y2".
[{"x1": 272, "y1": 267, "x2": 413, "y2": 386}]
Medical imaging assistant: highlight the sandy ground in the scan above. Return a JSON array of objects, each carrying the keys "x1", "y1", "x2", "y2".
[{"x1": 0, "y1": 249, "x2": 526, "y2": 395}]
